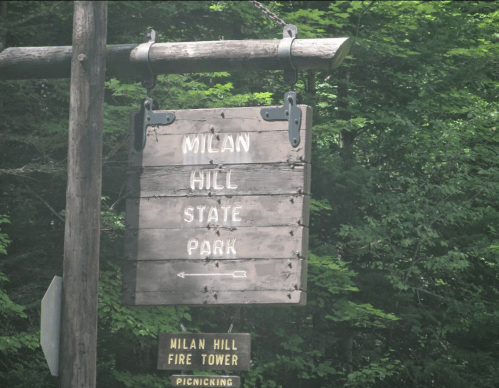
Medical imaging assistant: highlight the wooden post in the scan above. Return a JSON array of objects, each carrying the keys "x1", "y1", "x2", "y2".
[{"x1": 59, "y1": 2, "x2": 107, "y2": 387}]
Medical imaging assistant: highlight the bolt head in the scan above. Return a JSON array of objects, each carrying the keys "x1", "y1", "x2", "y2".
[{"x1": 78, "y1": 53, "x2": 86, "y2": 62}]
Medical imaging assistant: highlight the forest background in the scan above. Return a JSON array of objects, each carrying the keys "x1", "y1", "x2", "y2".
[{"x1": 1, "y1": 1, "x2": 499, "y2": 387}]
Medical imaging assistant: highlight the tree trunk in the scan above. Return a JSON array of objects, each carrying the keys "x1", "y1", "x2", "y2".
[{"x1": 59, "y1": 2, "x2": 107, "y2": 387}]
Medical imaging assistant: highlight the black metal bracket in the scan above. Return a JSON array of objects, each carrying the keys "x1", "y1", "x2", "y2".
[
  {"x1": 134, "y1": 97, "x2": 175, "y2": 151},
  {"x1": 135, "y1": 29, "x2": 158, "y2": 92},
  {"x1": 261, "y1": 91, "x2": 302, "y2": 148},
  {"x1": 278, "y1": 24, "x2": 298, "y2": 85}
]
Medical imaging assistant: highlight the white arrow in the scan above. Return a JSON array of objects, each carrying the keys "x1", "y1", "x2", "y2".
[{"x1": 177, "y1": 271, "x2": 247, "y2": 279}]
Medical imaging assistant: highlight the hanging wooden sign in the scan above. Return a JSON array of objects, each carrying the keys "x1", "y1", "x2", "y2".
[{"x1": 122, "y1": 105, "x2": 312, "y2": 305}]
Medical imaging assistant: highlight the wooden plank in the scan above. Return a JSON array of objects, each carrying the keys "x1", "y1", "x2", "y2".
[
  {"x1": 125, "y1": 195, "x2": 310, "y2": 229},
  {"x1": 126, "y1": 163, "x2": 311, "y2": 198},
  {"x1": 158, "y1": 333, "x2": 250, "y2": 371},
  {"x1": 124, "y1": 226, "x2": 308, "y2": 261},
  {"x1": 122, "y1": 259, "x2": 307, "y2": 293},
  {"x1": 125, "y1": 289, "x2": 306, "y2": 306},
  {"x1": 0, "y1": 38, "x2": 352, "y2": 80},
  {"x1": 171, "y1": 376, "x2": 240, "y2": 387},
  {"x1": 128, "y1": 106, "x2": 312, "y2": 166}
]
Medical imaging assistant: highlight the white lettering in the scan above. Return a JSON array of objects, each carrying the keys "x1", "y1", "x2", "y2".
[
  {"x1": 187, "y1": 238, "x2": 198, "y2": 255},
  {"x1": 232, "y1": 205, "x2": 242, "y2": 221},
  {"x1": 184, "y1": 206, "x2": 194, "y2": 222},
  {"x1": 221, "y1": 205, "x2": 230, "y2": 222},
  {"x1": 190, "y1": 170, "x2": 204, "y2": 190},
  {"x1": 200, "y1": 240, "x2": 211, "y2": 255},
  {"x1": 236, "y1": 133, "x2": 250, "y2": 152},
  {"x1": 221, "y1": 135, "x2": 235, "y2": 153},
  {"x1": 213, "y1": 239, "x2": 224, "y2": 255},
  {"x1": 196, "y1": 206, "x2": 206, "y2": 222},
  {"x1": 204, "y1": 170, "x2": 211, "y2": 189},
  {"x1": 208, "y1": 134, "x2": 219, "y2": 153},
  {"x1": 226, "y1": 239, "x2": 237, "y2": 254},
  {"x1": 183, "y1": 135, "x2": 200, "y2": 153},
  {"x1": 213, "y1": 171, "x2": 224, "y2": 190},
  {"x1": 207, "y1": 206, "x2": 218, "y2": 223},
  {"x1": 226, "y1": 169, "x2": 237, "y2": 189},
  {"x1": 201, "y1": 134, "x2": 206, "y2": 153}
]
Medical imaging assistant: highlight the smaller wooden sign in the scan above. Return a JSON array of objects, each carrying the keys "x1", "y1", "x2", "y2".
[
  {"x1": 158, "y1": 333, "x2": 250, "y2": 371},
  {"x1": 171, "y1": 375, "x2": 240, "y2": 387}
]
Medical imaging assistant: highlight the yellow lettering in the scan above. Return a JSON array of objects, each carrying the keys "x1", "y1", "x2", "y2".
[
  {"x1": 216, "y1": 354, "x2": 224, "y2": 365},
  {"x1": 231, "y1": 354, "x2": 238, "y2": 365},
  {"x1": 213, "y1": 339, "x2": 220, "y2": 350},
  {"x1": 225, "y1": 339, "x2": 230, "y2": 350},
  {"x1": 199, "y1": 339, "x2": 205, "y2": 350},
  {"x1": 176, "y1": 377, "x2": 182, "y2": 384},
  {"x1": 232, "y1": 340, "x2": 237, "y2": 350},
  {"x1": 175, "y1": 353, "x2": 178, "y2": 364},
  {"x1": 227, "y1": 379, "x2": 232, "y2": 386},
  {"x1": 186, "y1": 354, "x2": 192, "y2": 365},
  {"x1": 193, "y1": 378, "x2": 199, "y2": 385},
  {"x1": 183, "y1": 339, "x2": 188, "y2": 350},
  {"x1": 168, "y1": 354, "x2": 174, "y2": 364},
  {"x1": 210, "y1": 378, "x2": 215, "y2": 386},
  {"x1": 190, "y1": 339, "x2": 196, "y2": 350},
  {"x1": 201, "y1": 354, "x2": 207, "y2": 364},
  {"x1": 225, "y1": 354, "x2": 230, "y2": 365},
  {"x1": 204, "y1": 379, "x2": 209, "y2": 385},
  {"x1": 187, "y1": 378, "x2": 192, "y2": 386},
  {"x1": 208, "y1": 354, "x2": 215, "y2": 365},
  {"x1": 171, "y1": 338, "x2": 177, "y2": 349},
  {"x1": 179, "y1": 353, "x2": 185, "y2": 364},
  {"x1": 221, "y1": 379, "x2": 227, "y2": 386}
]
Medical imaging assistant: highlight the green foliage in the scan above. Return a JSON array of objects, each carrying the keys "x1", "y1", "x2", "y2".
[{"x1": 2, "y1": 1, "x2": 499, "y2": 387}]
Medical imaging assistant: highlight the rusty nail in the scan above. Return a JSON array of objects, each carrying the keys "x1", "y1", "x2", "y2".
[
  {"x1": 289, "y1": 230, "x2": 294, "y2": 236},
  {"x1": 287, "y1": 293, "x2": 291, "y2": 299},
  {"x1": 289, "y1": 197, "x2": 294, "y2": 203}
]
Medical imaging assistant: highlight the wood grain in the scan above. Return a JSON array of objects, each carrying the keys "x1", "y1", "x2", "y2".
[
  {"x1": 0, "y1": 38, "x2": 351, "y2": 79},
  {"x1": 124, "y1": 289, "x2": 306, "y2": 306},
  {"x1": 124, "y1": 226, "x2": 308, "y2": 261},
  {"x1": 127, "y1": 163, "x2": 311, "y2": 198},
  {"x1": 122, "y1": 259, "x2": 307, "y2": 293},
  {"x1": 125, "y1": 195, "x2": 309, "y2": 229},
  {"x1": 128, "y1": 106, "x2": 312, "y2": 166}
]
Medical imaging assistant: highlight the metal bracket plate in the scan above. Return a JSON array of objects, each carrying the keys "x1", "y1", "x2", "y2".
[
  {"x1": 278, "y1": 24, "x2": 298, "y2": 85},
  {"x1": 134, "y1": 29, "x2": 158, "y2": 91},
  {"x1": 134, "y1": 97, "x2": 175, "y2": 151},
  {"x1": 261, "y1": 91, "x2": 302, "y2": 147}
]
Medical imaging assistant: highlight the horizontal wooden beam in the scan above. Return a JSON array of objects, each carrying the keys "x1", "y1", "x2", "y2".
[{"x1": 0, "y1": 38, "x2": 351, "y2": 80}]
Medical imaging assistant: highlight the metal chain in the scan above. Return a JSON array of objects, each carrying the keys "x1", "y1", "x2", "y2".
[{"x1": 249, "y1": 0, "x2": 287, "y2": 27}]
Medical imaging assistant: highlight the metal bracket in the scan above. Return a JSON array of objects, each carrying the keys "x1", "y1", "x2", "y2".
[
  {"x1": 134, "y1": 29, "x2": 158, "y2": 91},
  {"x1": 134, "y1": 97, "x2": 175, "y2": 151},
  {"x1": 278, "y1": 24, "x2": 298, "y2": 85},
  {"x1": 261, "y1": 91, "x2": 302, "y2": 147}
]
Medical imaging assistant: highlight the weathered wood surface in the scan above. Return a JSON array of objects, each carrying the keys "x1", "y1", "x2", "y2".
[
  {"x1": 125, "y1": 289, "x2": 305, "y2": 306},
  {"x1": 125, "y1": 195, "x2": 309, "y2": 229},
  {"x1": 171, "y1": 376, "x2": 240, "y2": 387},
  {"x1": 60, "y1": 2, "x2": 107, "y2": 388},
  {"x1": 127, "y1": 163, "x2": 311, "y2": 198},
  {"x1": 129, "y1": 106, "x2": 313, "y2": 166},
  {"x1": 0, "y1": 38, "x2": 351, "y2": 80},
  {"x1": 158, "y1": 333, "x2": 250, "y2": 371},
  {"x1": 122, "y1": 259, "x2": 307, "y2": 294},
  {"x1": 124, "y1": 226, "x2": 308, "y2": 260}
]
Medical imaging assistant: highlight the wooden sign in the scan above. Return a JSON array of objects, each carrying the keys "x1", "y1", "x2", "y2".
[
  {"x1": 123, "y1": 106, "x2": 312, "y2": 305},
  {"x1": 158, "y1": 333, "x2": 250, "y2": 371},
  {"x1": 171, "y1": 375, "x2": 240, "y2": 387}
]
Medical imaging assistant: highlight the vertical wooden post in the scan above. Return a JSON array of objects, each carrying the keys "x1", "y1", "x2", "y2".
[{"x1": 60, "y1": 2, "x2": 107, "y2": 387}]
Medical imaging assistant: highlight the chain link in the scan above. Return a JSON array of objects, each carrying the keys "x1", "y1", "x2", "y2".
[{"x1": 249, "y1": 0, "x2": 287, "y2": 27}]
